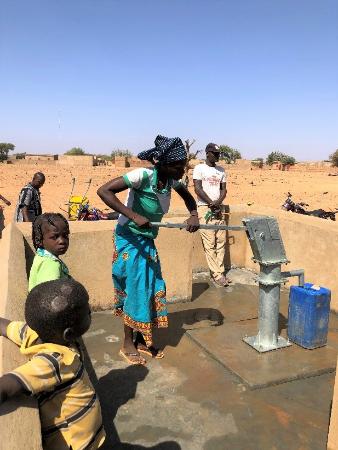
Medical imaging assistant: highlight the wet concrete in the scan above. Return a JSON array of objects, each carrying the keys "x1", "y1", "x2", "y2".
[
  {"x1": 188, "y1": 319, "x2": 337, "y2": 388},
  {"x1": 82, "y1": 275, "x2": 337, "y2": 449}
]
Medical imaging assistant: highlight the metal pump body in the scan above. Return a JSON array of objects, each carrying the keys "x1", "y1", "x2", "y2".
[{"x1": 242, "y1": 216, "x2": 303, "y2": 352}]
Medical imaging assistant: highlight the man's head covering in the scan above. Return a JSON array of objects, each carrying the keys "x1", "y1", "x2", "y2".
[
  {"x1": 205, "y1": 143, "x2": 220, "y2": 153},
  {"x1": 138, "y1": 135, "x2": 187, "y2": 164}
]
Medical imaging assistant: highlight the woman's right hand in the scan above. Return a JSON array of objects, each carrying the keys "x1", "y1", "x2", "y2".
[{"x1": 132, "y1": 214, "x2": 151, "y2": 228}]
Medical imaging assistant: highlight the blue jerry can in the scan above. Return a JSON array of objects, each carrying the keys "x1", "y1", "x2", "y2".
[{"x1": 288, "y1": 283, "x2": 331, "y2": 349}]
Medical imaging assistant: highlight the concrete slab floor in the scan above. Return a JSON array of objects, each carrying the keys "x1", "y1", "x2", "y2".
[
  {"x1": 188, "y1": 319, "x2": 337, "y2": 389},
  {"x1": 83, "y1": 278, "x2": 337, "y2": 450}
]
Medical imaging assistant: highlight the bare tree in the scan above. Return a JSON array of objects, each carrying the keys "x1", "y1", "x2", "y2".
[
  {"x1": 183, "y1": 139, "x2": 200, "y2": 187},
  {"x1": 185, "y1": 138, "x2": 201, "y2": 159},
  {"x1": 185, "y1": 138, "x2": 195, "y2": 153}
]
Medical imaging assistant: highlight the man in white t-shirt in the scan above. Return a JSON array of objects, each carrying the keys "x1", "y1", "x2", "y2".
[{"x1": 193, "y1": 143, "x2": 230, "y2": 287}]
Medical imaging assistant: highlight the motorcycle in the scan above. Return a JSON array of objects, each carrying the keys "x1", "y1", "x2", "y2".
[
  {"x1": 77, "y1": 203, "x2": 119, "y2": 221},
  {"x1": 62, "y1": 178, "x2": 119, "y2": 221},
  {"x1": 282, "y1": 192, "x2": 337, "y2": 221}
]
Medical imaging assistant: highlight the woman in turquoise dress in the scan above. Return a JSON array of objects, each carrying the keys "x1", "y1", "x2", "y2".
[{"x1": 97, "y1": 135, "x2": 199, "y2": 365}]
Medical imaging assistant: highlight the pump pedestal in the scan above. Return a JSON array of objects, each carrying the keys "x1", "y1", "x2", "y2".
[{"x1": 242, "y1": 216, "x2": 303, "y2": 353}]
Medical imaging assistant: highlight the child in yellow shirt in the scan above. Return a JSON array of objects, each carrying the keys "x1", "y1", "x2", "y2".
[{"x1": 0, "y1": 279, "x2": 105, "y2": 450}]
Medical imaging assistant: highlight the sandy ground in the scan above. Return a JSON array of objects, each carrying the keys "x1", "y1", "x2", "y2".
[{"x1": 0, "y1": 164, "x2": 337, "y2": 225}]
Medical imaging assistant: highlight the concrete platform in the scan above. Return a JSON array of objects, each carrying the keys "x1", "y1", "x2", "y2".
[
  {"x1": 188, "y1": 319, "x2": 337, "y2": 389},
  {"x1": 82, "y1": 276, "x2": 338, "y2": 449}
]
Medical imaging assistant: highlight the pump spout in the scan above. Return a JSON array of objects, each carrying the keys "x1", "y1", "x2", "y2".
[{"x1": 281, "y1": 269, "x2": 305, "y2": 287}]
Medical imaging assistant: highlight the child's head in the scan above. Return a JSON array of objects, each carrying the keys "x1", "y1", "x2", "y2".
[
  {"x1": 32, "y1": 213, "x2": 69, "y2": 255},
  {"x1": 25, "y1": 279, "x2": 91, "y2": 344},
  {"x1": 31, "y1": 172, "x2": 46, "y2": 189}
]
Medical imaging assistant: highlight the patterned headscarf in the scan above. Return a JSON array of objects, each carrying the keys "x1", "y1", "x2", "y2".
[{"x1": 137, "y1": 135, "x2": 187, "y2": 164}]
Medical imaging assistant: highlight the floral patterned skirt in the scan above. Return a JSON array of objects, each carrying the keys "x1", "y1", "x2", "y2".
[{"x1": 112, "y1": 225, "x2": 168, "y2": 347}]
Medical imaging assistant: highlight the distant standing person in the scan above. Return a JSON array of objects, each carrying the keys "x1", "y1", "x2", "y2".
[
  {"x1": 14, "y1": 172, "x2": 45, "y2": 222},
  {"x1": 193, "y1": 143, "x2": 230, "y2": 287}
]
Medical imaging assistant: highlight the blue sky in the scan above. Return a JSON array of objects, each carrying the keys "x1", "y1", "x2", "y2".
[{"x1": 1, "y1": 0, "x2": 337, "y2": 160}]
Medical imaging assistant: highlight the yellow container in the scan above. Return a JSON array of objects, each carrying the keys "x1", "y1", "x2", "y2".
[{"x1": 68, "y1": 196, "x2": 89, "y2": 221}]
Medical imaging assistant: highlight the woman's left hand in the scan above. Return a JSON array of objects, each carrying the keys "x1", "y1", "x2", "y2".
[{"x1": 185, "y1": 215, "x2": 200, "y2": 233}]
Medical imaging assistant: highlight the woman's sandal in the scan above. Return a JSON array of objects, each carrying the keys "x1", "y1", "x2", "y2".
[
  {"x1": 137, "y1": 346, "x2": 164, "y2": 359},
  {"x1": 119, "y1": 349, "x2": 146, "y2": 365}
]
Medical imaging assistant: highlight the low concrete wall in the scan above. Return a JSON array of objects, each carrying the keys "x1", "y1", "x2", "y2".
[
  {"x1": 58, "y1": 155, "x2": 94, "y2": 166},
  {"x1": 128, "y1": 157, "x2": 152, "y2": 168},
  {"x1": 18, "y1": 219, "x2": 195, "y2": 307},
  {"x1": 157, "y1": 218, "x2": 194, "y2": 302},
  {"x1": 328, "y1": 357, "x2": 338, "y2": 450},
  {"x1": 0, "y1": 224, "x2": 42, "y2": 450},
  {"x1": 114, "y1": 156, "x2": 128, "y2": 167},
  {"x1": 172, "y1": 205, "x2": 338, "y2": 311},
  {"x1": 16, "y1": 206, "x2": 338, "y2": 311},
  {"x1": 8, "y1": 159, "x2": 58, "y2": 166},
  {"x1": 25, "y1": 155, "x2": 57, "y2": 161},
  {"x1": 289, "y1": 161, "x2": 332, "y2": 172},
  {"x1": 191, "y1": 209, "x2": 247, "y2": 272},
  {"x1": 238, "y1": 205, "x2": 338, "y2": 309}
]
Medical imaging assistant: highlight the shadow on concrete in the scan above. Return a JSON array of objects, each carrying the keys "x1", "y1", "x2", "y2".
[
  {"x1": 111, "y1": 443, "x2": 181, "y2": 449},
  {"x1": 191, "y1": 282, "x2": 209, "y2": 301},
  {"x1": 23, "y1": 235, "x2": 34, "y2": 279},
  {"x1": 0, "y1": 396, "x2": 37, "y2": 416},
  {"x1": 278, "y1": 312, "x2": 288, "y2": 334},
  {"x1": 97, "y1": 365, "x2": 155, "y2": 449},
  {"x1": 82, "y1": 340, "x2": 174, "y2": 449},
  {"x1": 80, "y1": 337, "x2": 98, "y2": 384},
  {"x1": 82, "y1": 338, "x2": 182, "y2": 449},
  {"x1": 81, "y1": 308, "x2": 221, "y2": 448},
  {"x1": 155, "y1": 308, "x2": 224, "y2": 349}
]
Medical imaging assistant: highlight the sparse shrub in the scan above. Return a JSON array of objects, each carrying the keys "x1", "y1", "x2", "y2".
[
  {"x1": 0, "y1": 142, "x2": 15, "y2": 161},
  {"x1": 65, "y1": 147, "x2": 85, "y2": 155},
  {"x1": 329, "y1": 149, "x2": 338, "y2": 167},
  {"x1": 266, "y1": 151, "x2": 296, "y2": 166},
  {"x1": 219, "y1": 145, "x2": 242, "y2": 163},
  {"x1": 281, "y1": 155, "x2": 296, "y2": 166}
]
